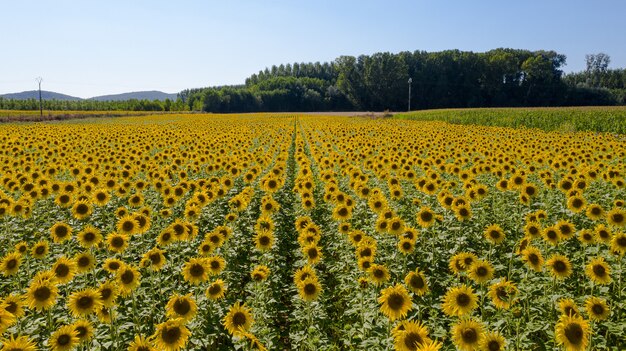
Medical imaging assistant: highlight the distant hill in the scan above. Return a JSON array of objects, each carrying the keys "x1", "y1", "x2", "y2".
[
  {"x1": 90, "y1": 91, "x2": 177, "y2": 101},
  {"x1": 0, "y1": 90, "x2": 82, "y2": 101},
  {"x1": 0, "y1": 90, "x2": 177, "y2": 101}
]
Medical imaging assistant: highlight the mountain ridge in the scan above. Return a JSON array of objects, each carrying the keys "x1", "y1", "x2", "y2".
[{"x1": 0, "y1": 90, "x2": 177, "y2": 101}]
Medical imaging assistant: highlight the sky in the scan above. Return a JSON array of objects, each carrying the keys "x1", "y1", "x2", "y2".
[{"x1": 1, "y1": 0, "x2": 625, "y2": 98}]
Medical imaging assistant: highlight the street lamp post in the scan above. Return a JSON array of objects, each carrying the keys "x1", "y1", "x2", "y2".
[{"x1": 408, "y1": 78, "x2": 412, "y2": 111}]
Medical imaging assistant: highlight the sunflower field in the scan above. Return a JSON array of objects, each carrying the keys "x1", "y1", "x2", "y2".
[{"x1": 0, "y1": 113, "x2": 625, "y2": 351}]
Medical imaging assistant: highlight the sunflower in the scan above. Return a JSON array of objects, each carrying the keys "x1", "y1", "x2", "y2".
[
  {"x1": 566, "y1": 195, "x2": 586, "y2": 213},
  {"x1": 585, "y1": 204, "x2": 604, "y2": 221},
  {"x1": 134, "y1": 213, "x2": 151, "y2": 234},
  {"x1": 206, "y1": 279, "x2": 227, "y2": 300},
  {"x1": 357, "y1": 257, "x2": 374, "y2": 271},
  {"x1": 92, "y1": 188, "x2": 110, "y2": 206},
  {"x1": 523, "y1": 222, "x2": 542, "y2": 239},
  {"x1": 0, "y1": 335, "x2": 37, "y2": 351},
  {"x1": 152, "y1": 318, "x2": 191, "y2": 351},
  {"x1": 30, "y1": 241, "x2": 49, "y2": 260},
  {"x1": 73, "y1": 252, "x2": 96, "y2": 274},
  {"x1": 405, "y1": 270, "x2": 429, "y2": 296},
  {"x1": 206, "y1": 231, "x2": 224, "y2": 248},
  {"x1": 454, "y1": 204, "x2": 472, "y2": 222},
  {"x1": 166, "y1": 293, "x2": 197, "y2": 323},
  {"x1": 451, "y1": 318, "x2": 484, "y2": 351},
  {"x1": 54, "y1": 192, "x2": 74, "y2": 208},
  {"x1": 71, "y1": 200, "x2": 92, "y2": 220},
  {"x1": 607, "y1": 207, "x2": 625, "y2": 227},
  {"x1": 97, "y1": 280, "x2": 119, "y2": 307},
  {"x1": 584, "y1": 296, "x2": 609, "y2": 321},
  {"x1": 356, "y1": 241, "x2": 376, "y2": 259},
  {"x1": 2, "y1": 294, "x2": 25, "y2": 318},
  {"x1": 298, "y1": 276, "x2": 322, "y2": 302},
  {"x1": 116, "y1": 264, "x2": 141, "y2": 296},
  {"x1": 107, "y1": 232, "x2": 130, "y2": 253},
  {"x1": 546, "y1": 254, "x2": 572, "y2": 279},
  {"x1": 142, "y1": 247, "x2": 166, "y2": 271},
  {"x1": 484, "y1": 224, "x2": 505, "y2": 244},
  {"x1": 368, "y1": 263, "x2": 390, "y2": 285},
  {"x1": 521, "y1": 182, "x2": 538, "y2": 198},
  {"x1": 50, "y1": 222, "x2": 73, "y2": 243},
  {"x1": 542, "y1": 226, "x2": 561, "y2": 246},
  {"x1": 67, "y1": 288, "x2": 102, "y2": 317},
  {"x1": 338, "y1": 222, "x2": 351, "y2": 234},
  {"x1": 348, "y1": 230, "x2": 366, "y2": 246},
  {"x1": 468, "y1": 259, "x2": 494, "y2": 284},
  {"x1": 128, "y1": 335, "x2": 156, "y2": 351},
  {"x1": 48, "y1": 324, "x2": 79, "y2": 351},
  {"x1": 488, "y1": 279, "x2": 518, "y2": 309},
  {"x1": 95, "y1": 306, "x2": 114, "y2": 324},
  {"x1": 392, "y1": 320, "x2": 431, "y2": 351},
  {"x1": 0, "y1": 252, "x2": 21, "y2": 276},
  {"x1": 480, "y1": 331, "x2": 506, "y2": 351},
  {"x1": 302, "y1": 243, "x2": 323, "y2": 264},
  {"x1": 388, "y1": 216, "x2": 405, "y2": 235},
  {"x1": 117, "y1": 214, "x2": 140, "y2": 235},
  {"x1": 157, "y1": 230, "x2": 176, "y2": 247},
  {"x1": 52, "y1": 256, "x2": 77, "y2": 284},
  {"x1": 585, "y1": 257, "x2": 611, "y2": 285},
  {"x1": 115, "y1": 206, "x2": 128, "y2": 218},
  {"x1": 14, "y1": 241, "x2": 28, "y2": 255},
  {"x1": 577, "y1": 229, "x2": 595, "y2": 245},
  {"x1": 611, "y1": 231, "x2": 626, "y2": 256},
  {"x1": 206, "y1": 255, "x2": 226, "y2": 276},
  {"x1": 415, "y1": 207, "x2": 436, "y2": 228},
  {"x1": 251, "y1": 265, "x2": 270, "y2": 282},
  {"x1": 223, "y1": 302, "x2": 254, "y2": 335},
  {"x1": 256, "y1": 215, "x2": 275, "y2": 233},
  {"x1": 103, "y1": 258, "x2": 124, "y2": 274},
  {"x1": 293, "y1": 265, "x2": 317, "y2": 285},
  {"x1": 556, "y1": 220, "x2": 576, "y2": 240},
  {"x1": 128, "y1": 193, "x2": 144, "y2": 208},
  {"x1": 375, "y1": 217, "x2": 390, "y2": 233},
  {"x1": 442, "y1": 285, "x2": 478, "y2": 317},
  {"x1": 71, "y1": 319, "x2": 94, "y2": 344},
  {"x1": 378, "y1": 284, "x2": 412, "y2": 321},
  {"x1": 332, "y1": 205, "x2": 352, "y2": 221},
  {"x1": 416, "y1": 339, "x2": 442, "y2": 351},
  {"x1": 594, "y1": 224, "x2": 612, "y2": 244},
  {"x1": 449, "y1": 252, "x2": 477, "y2": 275},
  {"x1": 242, "y1": 331, "x2": 267, "y2": 351},
  {"x1": 521, "y1": 246, "x2": 544, "y2": 272},
  {"x1": 77, "y1": 225, "x2": 102, "y2": 248},
  {"x1": 0, "y1": 308, "x2": 16, "y2": 334},
  {"x1": 398, "y1": 238, "x2": 415, "y2": 254},
  {"x1": 558, "y1": 298, "x2": 580, "y2": 317},
  {"x1": 254, "y1": 230, "x2": 274, "y2": 251},
  {"x1": 219, "y1": 210, "x2": 236, "y2": 222},
  {"x1": 182, "y1": 257, "x2": 209, "y2": 285},
  {"x1": 555, "y1": 314, "x2": 590, "y2": 351}
]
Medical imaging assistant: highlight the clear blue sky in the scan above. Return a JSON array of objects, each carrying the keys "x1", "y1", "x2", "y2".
[{"x1": 1, "y1": 0, "x2": 625, "y2": 98}]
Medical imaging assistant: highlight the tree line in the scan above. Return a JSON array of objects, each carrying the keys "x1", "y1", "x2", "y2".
[
  {"x1": 2, "y1": 49, "x2": 625, "y2": 112},
  {"x1": 181, "y1": 49, "x2": 626, "y2": 113},
  {"x1": 0, "y1": 97, "x2": 188, "y2": 112}
]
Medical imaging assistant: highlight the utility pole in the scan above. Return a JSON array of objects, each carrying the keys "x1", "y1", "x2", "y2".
[
  {"x1": 408, "y1": 78, "x2": 412, "y2": 111},
  {"x1": 35, "y1": 77, "x2": 43, "y2": 117}
]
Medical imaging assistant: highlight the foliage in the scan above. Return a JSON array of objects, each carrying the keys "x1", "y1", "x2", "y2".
[
  {"x1": 0, "y1": 97, "x2": 188, "y2": 112},
  {"x1": 397, "y1": 106, "x2": 626, "y2": 134}
]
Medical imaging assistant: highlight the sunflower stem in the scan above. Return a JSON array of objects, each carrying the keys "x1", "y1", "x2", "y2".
[
  {"x1": 109, "y1": 309, "x2": 117, "y2": 351},
  {"x1": 131, "y1": 291, "x2": 140, "y2": 334},
  {"x1": 588, "y1": 321, "x2": 594, "y2": 351}
]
